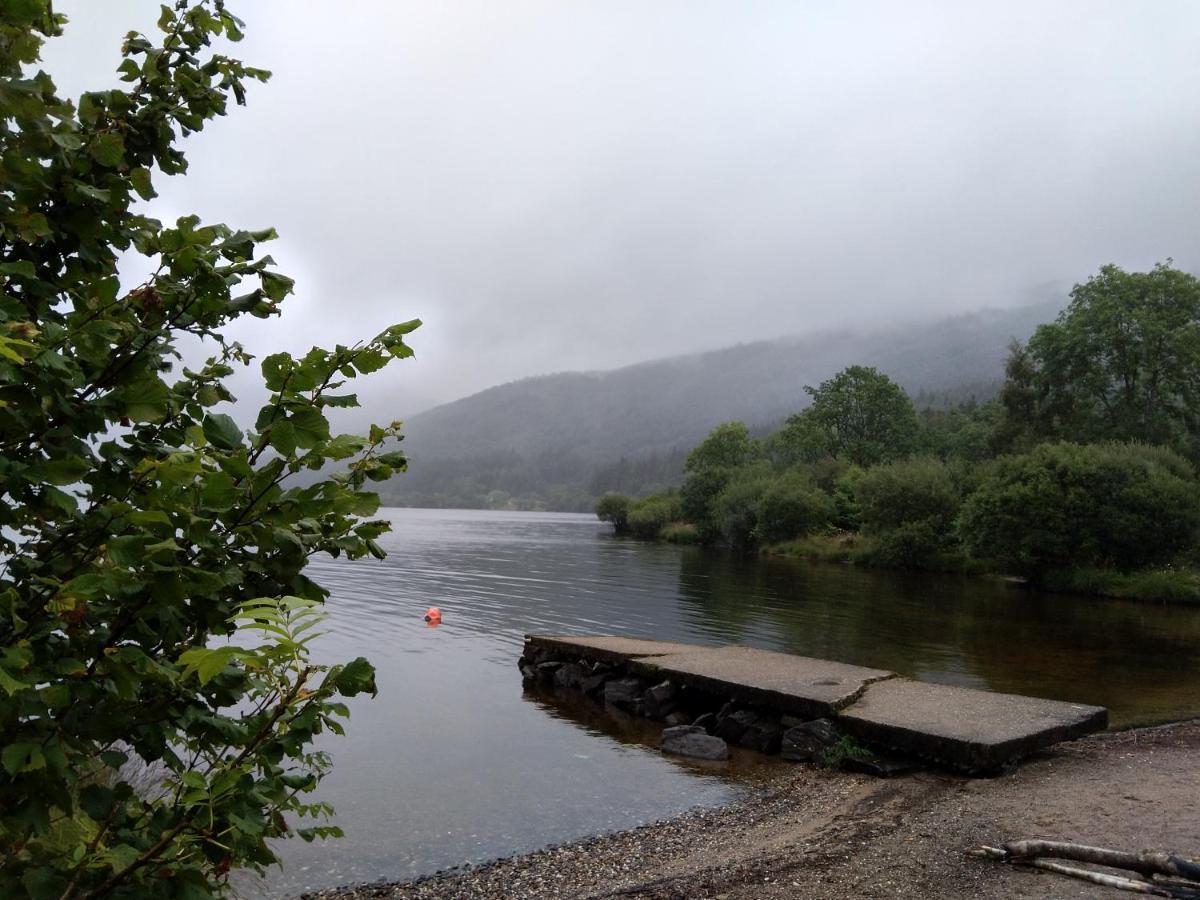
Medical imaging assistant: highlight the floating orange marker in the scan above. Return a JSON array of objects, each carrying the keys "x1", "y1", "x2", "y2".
[{"x1": 424, "y1": 606, "x2": 442, "y2": 625}]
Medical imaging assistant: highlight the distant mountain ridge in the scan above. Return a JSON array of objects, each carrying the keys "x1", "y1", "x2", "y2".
[{"x1": 381, "y1": 301, "x2": 1060, "y2": 510}]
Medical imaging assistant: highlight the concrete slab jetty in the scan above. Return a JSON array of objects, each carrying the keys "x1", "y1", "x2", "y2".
[
  {"x1": 628, "y1": 645, "x2": 893, "y2": 719},
  {"x1": 523, "y1": 634, "x2": 1108, "y2": 773},
  {"x1": 838, "y1": 678, "x2": 1108, "y2": 771}
]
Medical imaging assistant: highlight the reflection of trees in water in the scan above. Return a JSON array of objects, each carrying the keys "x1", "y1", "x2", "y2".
[{"x1": 674, "y1": 550, "x2": 1200, "y2": 726}]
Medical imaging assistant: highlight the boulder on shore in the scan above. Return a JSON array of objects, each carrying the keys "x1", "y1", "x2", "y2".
[{"x1": 660, "y1": 725, "x2": 730, "y2": 761}]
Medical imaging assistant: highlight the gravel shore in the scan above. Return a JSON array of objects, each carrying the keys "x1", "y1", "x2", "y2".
[{"x1": 301, "y1": 719, "x2": 1200, "y2": 900}]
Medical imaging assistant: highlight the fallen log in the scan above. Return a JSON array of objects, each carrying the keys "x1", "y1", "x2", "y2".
[
  {"x1": 1001, "y1": 840, "x2": 1200, "y2": 883},
  {"x1": 967, "y1": 842, "x2": 1200, "y2": 898}
]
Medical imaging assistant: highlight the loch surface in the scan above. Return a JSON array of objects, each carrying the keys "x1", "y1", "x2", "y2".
[{"x1": 259, "y1": 508, "x2": 1200, "y2": 896}]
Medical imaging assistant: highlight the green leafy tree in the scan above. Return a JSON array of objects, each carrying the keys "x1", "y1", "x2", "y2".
[
  {"x1": 959, "y1": 443, "x2": 1200, "y2": 577},
  {"x1": 626, "y1": 492, "x2": 682, "y2": 539},
  {"x1": 754, "y1": 472, "x2": 834, "y2": 544},
  {"x1": 0, "y1": 4, "x2": 418, "y2": 897},
  {"x1": 1001, "y1": 262, "x2": 1200, "y2": 456},
  {"x1": 916, "y1": 399, "x2": 1001, "y2": 463},
  {"x1": 594, "y1": 493, "x2": 630, "y2": 533},
  {"x1": 711, "y1": 469, "x2": 772, "y2": 549},
  {"x1": 683, "y1": 421, "x2": 762, "y2": 473},
  {"x1": 764, "y1": 411, "x2": 828, "y2": 468},
  {"x1": 804, "y1": 366, "x2": 918, "y2": 466},
  {"x1": 855, "y1": 457, "x2": 961, "y2": 567},
  {"x1": 679, "y1": 422, "x2": 762, "y2": 537}
]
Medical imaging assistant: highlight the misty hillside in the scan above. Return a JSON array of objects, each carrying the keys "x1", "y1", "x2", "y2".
[{"x1": 381, "y1": 302, "x2": 1060, "y2": 510}]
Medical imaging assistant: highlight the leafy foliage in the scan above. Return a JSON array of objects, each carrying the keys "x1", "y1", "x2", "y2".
[
  {"x1": 626, "y1": 493, "x2": 683, "y2": 540},
  {"x1": 803, "y1": 366, "x2": 919, "y2": 466},
  {"x1": 0, "y1": 4, "x2": 417, "y2": 896},
  {"x1": 753, "y1": 473, "x2": 834, "y2": 545},
  {"x1": 1002, "y1": 263, "x2": 1200, "y2": 457},
  {"x1": 855, "y1": 457, "x2": 961, "y2": 567},
  {"x1": 594, "y1": 494, "x2": 630, "y2": 533},
  {"x1": 677, "y1": 422, "x2": 763, "y2": 538},
  {"x1": 959, "y1": 443, "x2": 1200, "y2": 576},
  {"x1": 711, "y1": 468, "x2": 773, "y2": 549}
]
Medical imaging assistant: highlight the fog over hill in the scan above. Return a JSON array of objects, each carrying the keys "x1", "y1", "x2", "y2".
[{"x1": 380, "y1": 301, "x2": 1059, "y2": 510}]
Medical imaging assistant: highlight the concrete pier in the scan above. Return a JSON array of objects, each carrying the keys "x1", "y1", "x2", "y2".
[{"x1": 522, "y1": 634, "x2": 1108, "y2": 773}]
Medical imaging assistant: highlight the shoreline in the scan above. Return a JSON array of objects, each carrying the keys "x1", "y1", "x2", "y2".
[{"x1": 302, "y1": 718, "x2": 1200, "y2": 899}]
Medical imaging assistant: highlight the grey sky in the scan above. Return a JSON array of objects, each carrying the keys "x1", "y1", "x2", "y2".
[{"x1": 44, "y1": 1, "x2": 1200, "y2": 416}]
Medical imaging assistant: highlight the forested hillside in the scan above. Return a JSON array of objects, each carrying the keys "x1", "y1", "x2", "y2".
[{"x1": 381, "y1": 302, "x2": 1059, "y2": 510}]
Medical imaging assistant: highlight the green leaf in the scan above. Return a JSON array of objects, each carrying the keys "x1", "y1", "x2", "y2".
[
  {"x1": 331, "y1": 657, "x2": 376, "y2": 697},
  {"x1": 3, "y1": 742, "x2": 46, "y2": 775},
  {"x1": 289, "y1": 406, "x2": 329, "y2": 449},
  {"x1": 51, "y1": 132, "x2": 82, "y2": 150},
  {"x1": 201, "y1": 471, "x2": 238, "y2": 509},
  {"x1": 351, "y1": 348, "x2": 388, "y2": 374},
  {"x1": 0, "y1": 261, "x2": 36, "y2": 278},
  {"x1": 123, "y1": 372, "x2": 170, "y2": 423},
  {"x1": 0, "y1": 666, "x2": 30, "y2": 696},
  {"x1": 267, "y1": 419, "x2": 297, "y2": 456},
  {"x1": 260, "y1": 271, "x2": 294, "y2": 301},
  {"x1": 203, "y1": 413, "x2": 244, "y2": 450},
  {"x1": 179, "y1": 645, "x2": 240, "y2": 685},
  {"x1": 89, "y1": 132, "x2": 126, "y2": 167},
  {"x1": 130, "y1": 166, "x2": 156, "y2": 199},
  {"x1": 98, "y1": 843, "x2": 140, "y2": 873},
  {"x1": 324, "y1": 434, "x2": 364, "y2": 460},
  {"x1": 107, "y1": 535, "x2": 145, "y2": 567},
  {"x1": 21, "y1": 867, "x2": 68, "y2": 900},
  {"x1": 377, "y1": 451, "x2": 407, "y2": 469},
  {"x1": 35, "y1": 457, "x2": 90, "y2": 485},
  {"x1": 261, "y1": 352, "x2": 293, "y2": 391}
]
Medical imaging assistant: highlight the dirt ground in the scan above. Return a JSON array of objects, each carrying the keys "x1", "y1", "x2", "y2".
[{"x1": 306, "y1": 719, "x2": 1200, "y2": 899}]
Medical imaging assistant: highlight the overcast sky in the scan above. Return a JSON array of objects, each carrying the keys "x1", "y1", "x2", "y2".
[{"x1": 44, "y1": 1, "x2": 1200, "y2": 416}]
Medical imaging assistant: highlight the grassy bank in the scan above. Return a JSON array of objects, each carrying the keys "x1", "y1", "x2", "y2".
[
  {"x1": 765, "y1": 531, "x2": 984, "y2": 575},
  {"x1": 764, "y1": 532, "x2": 1200, "y2": 603}
]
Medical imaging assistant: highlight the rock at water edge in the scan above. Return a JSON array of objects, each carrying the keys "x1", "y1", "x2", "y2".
[
  {"x1": 781, "y1": 718, "x2": 840, "y2": 762},
  {"x1": 660, "y1": 726, "x2": 730, "y2": 761}
]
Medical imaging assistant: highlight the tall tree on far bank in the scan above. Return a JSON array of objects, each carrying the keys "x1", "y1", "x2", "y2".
[
  {"x1": 680, "y1": 422, "x2": 762, "y2": 534},
  {"x1": 803, "y1": 366, "x2": 918, "y2": 466},
  {"x1": 1000, "y1": 262, "x2": 1200, "y2": 457}
]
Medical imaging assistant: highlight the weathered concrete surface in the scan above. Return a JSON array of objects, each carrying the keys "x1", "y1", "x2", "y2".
[
  {"x1": 523, "y1": 634, "x2": 1110, "y2": 772},
  {"x1": 630, "y1": 645, "x2": 895, "y2": 719},
  {"x1": 839, "y1": 678, "x2": 1108, "y2": 772},
  {"x1": 526, "y1": 634, "x2": 702, "y2": 667}
]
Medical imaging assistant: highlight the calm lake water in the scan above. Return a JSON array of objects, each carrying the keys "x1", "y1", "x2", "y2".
[{"x1": 257, "y1": 507, "x2": 1200, "y2": 896}]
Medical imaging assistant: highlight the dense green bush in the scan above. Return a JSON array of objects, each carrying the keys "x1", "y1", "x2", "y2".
[
  {"x1": 679, "y1": 466, "x2": 730, "y2": 535},
  {"x1": 627, "y1": 493, "x2": 683, "y2": 539},
  {"x1": 595, "y1": 493, "x2": 631, "y2": 533},
  {"x1": 660, "y1": 522, "x2": 701, "y2": 544},
  {"x1": 959, "y1": 442, "x2": 1200, "y2": 576},
  {"x1": 712, "y1": 472, "x2": 772, "y2": 548},
  {"x1": 794, "y1": 456, "x2": 852, "y2": 493},
  {"x1": 830, "y1": 465, "x2": 866, "y2": 531},
  {"x1": 680, "y1": 422, "x2": 763, "y2": 537},
  {"x1": 854, "y1": 457, "x2": 961, "y2": 567},
  {"x1": 756, "y1": 473, "x2": 835, "y2": 544}
]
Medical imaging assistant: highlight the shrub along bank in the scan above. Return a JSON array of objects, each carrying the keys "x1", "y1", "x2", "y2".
[{"x1": 598, "y1": 271, "x2": 1200, "y2": 606}]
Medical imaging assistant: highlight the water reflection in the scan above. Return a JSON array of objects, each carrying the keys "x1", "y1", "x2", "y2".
[{"x1": 674, "y1": 548, "x2": 1200, "y2": 725}]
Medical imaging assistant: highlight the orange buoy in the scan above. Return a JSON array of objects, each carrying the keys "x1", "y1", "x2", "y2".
[{"x1": 424, "y1": 606, "x2": 442, "y2": 624}]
